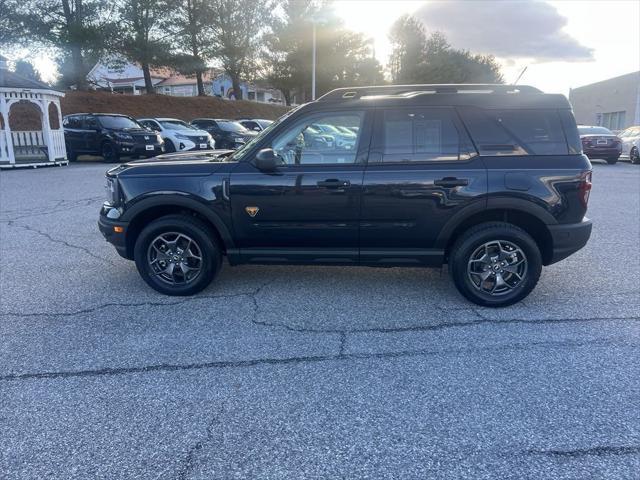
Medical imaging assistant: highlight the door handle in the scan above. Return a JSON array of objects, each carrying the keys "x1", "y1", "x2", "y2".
[
  {"x1": 434, "y1": 177, "x2": 469, "y2": 188},
  {"x1": 317, "y1": 179, "x2": 350, "y2": 188}
]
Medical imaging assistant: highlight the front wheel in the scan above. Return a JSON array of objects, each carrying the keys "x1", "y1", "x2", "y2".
[
  {"x1": 449, "y1": 222, "x2": 542, "y2": 307},
  {"x1": 134, "y1": 215, "x2": 222, "y2": 296},
  {"x1": 101, "y1": 142, "x2": 120, "y2": 163},
  {"x1": 164, "y1": 139, "x2": 176, "y2": 153},
  {"x1": 630, "y1": 147, "x2": 640, "y2": 165}
]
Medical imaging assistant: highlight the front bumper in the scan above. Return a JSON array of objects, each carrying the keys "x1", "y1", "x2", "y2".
[
  {"x1": 546, "y1": 219, "x2": 592, "y2": 265},
  {"x1": 115, "y1": 142, "x2": 164, "y2": 157},
  {"x1": 98, "y1": 204, "x2": 131, "y2": 259}
]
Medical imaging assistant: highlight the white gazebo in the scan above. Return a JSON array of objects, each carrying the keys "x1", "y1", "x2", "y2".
[{"x1": 0, "y1": 55, "x2": 68, "y2": 169}]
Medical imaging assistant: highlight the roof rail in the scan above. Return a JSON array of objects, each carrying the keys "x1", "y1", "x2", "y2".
[{"x1": 317, "y1": 84, "x2": 542, "y2": 102}]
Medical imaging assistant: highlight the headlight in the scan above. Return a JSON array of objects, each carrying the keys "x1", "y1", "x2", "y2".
[
  {"x1": 156, "y1": 134, "x2": 164, "y2": 143},
  {"x1": 105, "y1": 177, "x2": 118, "y2": 204},
  {"x1": 175, "y1": 133, "x2": 190, "y2": 140},
  {"x1": 114, "y1": 132, "x2": 133, "y2": 141}
]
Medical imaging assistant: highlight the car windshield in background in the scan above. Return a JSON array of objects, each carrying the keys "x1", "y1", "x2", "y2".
[
  {"x1": 578, "y1": 126, "x2": 613, "y2": 135},
  {"x1": 99, "y1": 116, "x2": 142, "y2": 129},
  {"x1": 256, "y1": 120, "x2": 274, "y2": 129},
  {"x1": 218, "y1": 121, "x2": 248, "y2": 133},
  {"x1": 160, "y1": 120, "x2": 195, "y2": 131}
]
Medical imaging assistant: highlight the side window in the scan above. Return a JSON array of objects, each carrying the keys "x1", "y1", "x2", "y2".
[
  {"x1": 65, "y1": 116, "x2": 82, "y2": 128},
  {"x1": 84, "y1": 116, "x2": 99, "y2": 130},
  {"x1": 271, "y1": 112, "x2": 363, "y2": 165},
  {"x1": 461, "y1": 108, "x2": 568, "y2": 156},
  {"x1": 381, "y1": 108, "x2": 472, "y2": 162}
]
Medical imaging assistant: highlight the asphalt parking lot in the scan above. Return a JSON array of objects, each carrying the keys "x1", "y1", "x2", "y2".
[{"x1": 1, "y1": 160, "x2": 639, "y2": 479}]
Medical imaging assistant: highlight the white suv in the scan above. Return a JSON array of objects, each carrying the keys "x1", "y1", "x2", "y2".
[
  {"x1": 138, "y1": 118, "x2": 215, "y2": 153},
  {"x1": 619, "y1": 126, "x2": 640, "y2": 164}
]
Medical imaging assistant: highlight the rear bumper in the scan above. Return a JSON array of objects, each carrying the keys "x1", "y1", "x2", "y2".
[
  {"x1": 583, "y1": 147, "x2": 621, "y2": 158},
  {"x1": 546, "y1": 219, "x2": 592, "y2": 265},
  {"x1": 98, "y1": 205, "x2": 131, "y2": 259}
]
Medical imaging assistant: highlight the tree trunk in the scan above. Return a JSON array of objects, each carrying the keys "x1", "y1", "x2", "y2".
[
  {"x1": 231, "y1": 73, "x2": 242, "y2": 100},
  {"x1": 70, "y1": 45, "x2": 87, "y2": 91},
  {"x1": 282, "y1": 89, "x2": 291, "y2": 106},
  {"x1": 196, "y1": 71, "x2": 205, "y2": 96},
  {"x1": 142, "y1": 63, "x2": 154, "y2": 94}
]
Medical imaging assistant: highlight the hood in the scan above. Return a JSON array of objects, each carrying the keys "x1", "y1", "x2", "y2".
[{"x1": 108, "y1": 149, "x2": 235, "y2": 177}]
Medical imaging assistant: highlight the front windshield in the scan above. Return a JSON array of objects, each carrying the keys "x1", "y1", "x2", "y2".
[
  {"x1": 160, "y1": 120, "x2": 195, "y2": 131},
  {"x1": 218, "y1": 121, "x2": 248, "y2": 133},
  {"x1": 99, "y1": 116, "x2": 142, "y2": 129},
  {"x1": 231, "y1": 106, "x2": 302, "y2": 161},
  {"x1": 578, "y1": 126, "x2": 613, "y2": 135}
]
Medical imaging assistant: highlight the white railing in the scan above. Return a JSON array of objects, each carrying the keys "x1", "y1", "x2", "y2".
[
  {"x1": 0, "y1": 130, "x2": 6, "y2": 162},
  {"x1": 51, "y1": 130, "x2": 66, "y2": 160},
  {"x1": 11, "y1": 130, "x2": 45, "y2": 148}
]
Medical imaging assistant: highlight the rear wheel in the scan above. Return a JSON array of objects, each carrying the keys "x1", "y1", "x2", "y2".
[
  {"x1": 67, "y1": 149, "x2": 78, "y2": 162},
  {"x1": 631, "y1": 147, "x2": 640, "y2": 165},
  {"x1": 449, "y1": 222, "x2": 542, "y2": 307},
  {"x1": 606, "y1": 156, "x2": 619, "y2": 165},
  {"x1": 134, "y1": 215, "x2": 222, "y2": 296},
  {"x1": 101, "y1": 142, "x2": 120, "y2": 163}
]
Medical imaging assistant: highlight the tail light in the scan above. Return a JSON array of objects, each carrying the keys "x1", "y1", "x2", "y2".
[{"x1": 579, "y1": 170, "x2": 592, "y2": 208}]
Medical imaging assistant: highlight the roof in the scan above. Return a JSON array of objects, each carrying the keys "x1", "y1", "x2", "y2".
[{"x1": 0, "y1": 68, "x2": 62, "y2": 92}]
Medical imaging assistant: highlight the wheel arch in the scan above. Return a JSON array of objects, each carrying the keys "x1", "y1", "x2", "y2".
[
  {"x1": 121, "y1": 195, "x2": 235, "y2": 260},
  {"x1": 438, "y1": 204, "x2": 556, "y2": 265}
]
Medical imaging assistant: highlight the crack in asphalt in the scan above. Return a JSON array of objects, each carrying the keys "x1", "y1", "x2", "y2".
[
  {"x1": 176, "y1": 409, "x2": 222, "y2": 480},
  {"x1": 527, "y1": 445, "x2": 640, "y2": 457},
  {"x1": 0, "y1": 336, "x2": 636, "y2": 383},
  {"x1": 3, "y1": 219, "x2": 117, "y2": 266}
]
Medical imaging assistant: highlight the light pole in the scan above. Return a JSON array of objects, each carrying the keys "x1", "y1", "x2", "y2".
[{"x1": 312, "y1": 21, "x2": 316, "y2": 100}]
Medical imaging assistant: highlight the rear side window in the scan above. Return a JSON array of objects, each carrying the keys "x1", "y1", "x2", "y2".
[
  {"x1": 460, "y1": 108, "x2": 568, "y2": 156},
  {"x1": 64, "y1": 116, "x2": 83, "y2": 128},
  {"x1": 381, "y1": 108, "x2": 474, "y2": 162}
]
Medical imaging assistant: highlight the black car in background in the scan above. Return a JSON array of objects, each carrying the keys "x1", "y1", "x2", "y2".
[
  {"x1": 63, "y1": 113, "x2": 164, "y2": 162},
  {"x1": 578, "y1": 125, "x2": 621, "y2": 164},
  {"x1": 99, "y1": 84, "x2": 593, "y2": 307},
  {"x1": 238, "y1": 119, "x2": 274, "y2": 132},
  {"x1": 190, "y1": 118, "x2": 258, "y2": 149}
]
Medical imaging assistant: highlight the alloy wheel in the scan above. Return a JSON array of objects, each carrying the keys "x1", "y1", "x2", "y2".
[
  {"x1": 467, "y1": 240, "x2": 528, "y2": 296},
  {"x1": 147, "y1": 232, "x2": 203, "y2": 285}
]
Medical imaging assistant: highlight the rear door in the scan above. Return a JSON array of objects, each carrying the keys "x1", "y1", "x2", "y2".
[
  {"x1": 63, "y1": 115, "x2": 84, "y2": 153},
  {"x1": 83, "y1": 116, "x2": 101, "y2": 153},
  {"x1": 359, "y1": 106, "x2": 487, "y2": 266},
  {"x1": 229, "y1": 109, "x2": 372, "y2": 264}
]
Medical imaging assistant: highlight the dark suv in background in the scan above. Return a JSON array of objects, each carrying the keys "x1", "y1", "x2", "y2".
[
  {"x1": 577, "y1": 125, "x2": 621, "y2": 164},
  {"x1": 190, "y1": 118, "x2": 258, "y2": 149},
  {"x1": 99, "y1": 84, "x2": 592, "y2": 307},
  {"x1": 63, "y1": 113, "x2": 164, "y2": 162}
]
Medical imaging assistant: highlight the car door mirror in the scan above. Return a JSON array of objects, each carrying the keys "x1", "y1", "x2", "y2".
[{"x1": 255, "y1": 148, "x2": 278, "y2": 172}]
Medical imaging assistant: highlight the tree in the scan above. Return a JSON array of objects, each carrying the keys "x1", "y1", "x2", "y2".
[
  {"x1": 115, "y1": 0, "x2": 172, "y2": 94},
  {"x1": 209, "y1": 0, "x2": 275, "y2": 100},
  {"x1": 0, "y1": 0, "x2": 21, "y2": 45},
  {"x1": 16, "y1": 0, "x2": 116, "y2": 89},
  {"x1": 167, "y1": 0, "x2": 216, "y2": 96},
  {"x1": 388, "y1": 15, "x2": 503, "y2": 85},
  {"x1": 14, "y1": 60, "x2": 42, "y2": 81}
]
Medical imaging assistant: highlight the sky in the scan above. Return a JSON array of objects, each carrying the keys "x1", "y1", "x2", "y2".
[
  {"x1": 20, "y1": 0, "x2": 640, "y2": 95},
  {"x1": 334, "y1": 0, "x2": 640, "y2": 95}
]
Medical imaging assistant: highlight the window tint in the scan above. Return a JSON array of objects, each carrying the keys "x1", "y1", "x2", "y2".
[
  {"x1": 271, "y1": 112, "x2": 363, "y2": 165},
  {"x1": 382, "y1": 108, "x2": 471, "y2": 162},
  {"x1": 84, "y1": 116, "x2": 99, "y2": 129},
  {"x1": 461, "y1": 108, "x2": 568, "y2": 156},
  {"x1": 578, "y1": 126, "x2": 612, "y2": 135},
  {"x1": 64, "y1": 116, "x2": 82, "y2": 128}
]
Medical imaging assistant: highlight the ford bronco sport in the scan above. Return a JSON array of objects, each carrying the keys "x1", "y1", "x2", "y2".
[{"x1": 99, "y1": 84, "x2": 593, "y2": 307}]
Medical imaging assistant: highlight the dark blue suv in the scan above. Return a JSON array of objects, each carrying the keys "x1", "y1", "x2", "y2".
[{"x1": 99, "y1": 84, "x2": 592, "y2": 307}]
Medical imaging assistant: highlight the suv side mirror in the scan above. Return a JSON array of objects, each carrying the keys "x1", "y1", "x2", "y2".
[{"x1": 255, "y1": 148, "x2": 278, "y2": 172}]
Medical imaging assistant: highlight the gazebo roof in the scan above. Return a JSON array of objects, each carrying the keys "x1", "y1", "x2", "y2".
[{"x1": 0, "y1": 59, "x2": 62, "y2": 92}]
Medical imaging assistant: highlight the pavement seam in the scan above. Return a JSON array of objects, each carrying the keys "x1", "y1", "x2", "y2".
[
  {"x1": 1, "y1": 335, "x2": 637, "y2": 383},
  {"x1": 526, "y1": 445, "x2": 640, "y2": 457}
]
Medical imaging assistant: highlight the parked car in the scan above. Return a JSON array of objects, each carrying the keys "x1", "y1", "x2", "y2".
[
  {"x1": 618, "y1": 125, "x2": 640, "y2": 164},
  {"x1": 138, "y1": 118, "x2": 214, "y2": 153},
  {"x1": 311, "y1": 122, "x2": 357, "y2": 149},
  {"x1": 63, "y1": 113, "x2": 164, "y2": 162},
  {"x1": 577, "y1": 125, "x2": 621, "y2": 164},
  {"x1": 190, "y1": 118, "x2": 258, "y2": 149},
  {"x1": 238, "y1": 119, "x2": 274, "y2": 132},
  {"x1": 99, "y1": 84, "x2": 592, "y2": 307}
]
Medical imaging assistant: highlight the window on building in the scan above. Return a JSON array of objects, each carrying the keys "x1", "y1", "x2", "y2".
[{"x1": 602, "y1": 111, "x2": 626, "y2": 131}]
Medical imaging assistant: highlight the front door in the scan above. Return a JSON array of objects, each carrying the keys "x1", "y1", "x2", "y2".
[
  {"x1": 359, "y1": 106, "x2": 487, "y2": 266},
  {"x1": 83, "y1": 116, "x2": 101, "y2": 153},
  {"x1": 229, "y1": 110, "x2": 372, "y2": 264}
]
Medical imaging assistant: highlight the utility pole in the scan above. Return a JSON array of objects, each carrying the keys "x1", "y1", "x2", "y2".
[{"x1": 312, "y1": 21, "x2": 317, "y2": 100}]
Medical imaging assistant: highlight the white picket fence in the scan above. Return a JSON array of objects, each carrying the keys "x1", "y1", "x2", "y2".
[{"x1": 0, "y1": 130, "x2": 67, "y2": 163}]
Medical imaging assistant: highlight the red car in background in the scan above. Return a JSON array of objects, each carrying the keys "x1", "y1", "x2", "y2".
[{"x1": 578, "y1": 125, "x2": 622, "y2": 164}]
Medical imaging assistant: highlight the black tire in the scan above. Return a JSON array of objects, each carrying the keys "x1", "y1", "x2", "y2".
[
  {"x1": 101, "y1": 142, "x2": 120, "y2": 163},
  {"x1": 606, "y1": 156, "x2": 619, "y2": 165},
  {"x1": 134, "y1": 215, "x2": 222, "y2": 296},
  {"x1": 164, "y1": 139, "x2": 176, "y2": 153},
  {"x1": 631, "y1": 147, "x2": 640, "y2": 165},
  {"x1": 449, "y1": 222, "x2": 542, "y2": 307},
  {"x1": 67, "y1": 149, "x2": 78, "y2": 162}
]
